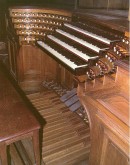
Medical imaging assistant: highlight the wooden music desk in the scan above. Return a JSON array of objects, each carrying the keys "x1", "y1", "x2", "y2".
[{"x1": 0, "y1": 65, "x2": 41, "y2": 165}]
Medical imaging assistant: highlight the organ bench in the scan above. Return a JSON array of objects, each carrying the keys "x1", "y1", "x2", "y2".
[{"x1": 0, "y1": 64, "x2": 41, "y2": 165}]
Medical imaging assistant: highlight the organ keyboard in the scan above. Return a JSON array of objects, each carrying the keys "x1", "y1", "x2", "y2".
[
  {"x1": 36, "y1": 13, "x2": 129, "y2": 79},
  {"x1": 37, "y1": 40, "x2": 89, "y2": 71},
  {"x1": 55, "y1": 29, "x2": 107, "y2": 53},
  {"x1": 7, "y1": 6, "x2": 129, "y2": 84},
  {"x1": 64, "y1": 23, "x2": 120, "y2": 45},
  {"x1": 37, "y1": 39, "x2": 96, "y2": 76}
]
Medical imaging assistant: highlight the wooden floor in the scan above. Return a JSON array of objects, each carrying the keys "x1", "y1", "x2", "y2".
[{"x1": 0, "y1": 87, "x2": 90, "y2": 165}]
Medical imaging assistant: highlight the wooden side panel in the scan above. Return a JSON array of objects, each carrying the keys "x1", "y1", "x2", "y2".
[
  {"x1": 8, "y1": 38, "x2": 18, "y2": 80},
  {"x1": 98, "y1": 95, "x2": 129, "y2": 126},
  {"x1": 115, "y1": 66, "x2": 129, "y2": 99},
  {"x1": 99, "y1": 128, "x2": 129, "y2": 165},
  {"x1": 78, "y1": 0, "x2": 128, "y2": 9},
  {"x1": 43, "y1": 52, "x2": 58, "y2": 82},
  {"x1": 18, "y1": 45, "x2": 43, "y2": 81},
  {"x1": 17, "y1": 45, "x2": 58, "y2": 92},
  {"x1": 77, "y1": 62, "x2": 129, "y2": 165},
  {"x1": 60, "y1": 66, "x2": 74, "y2": 89},
  {"x1": 79, "y1": 96, "x2": 104, "y2": 165}
]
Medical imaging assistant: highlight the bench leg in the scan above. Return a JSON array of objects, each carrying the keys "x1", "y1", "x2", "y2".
[
  {"x1": 0, "y1": 143, "x2": 8, "y2": 165},
  {"x1": 32, "y1": 129, "x2": 40, "y2": 165}
]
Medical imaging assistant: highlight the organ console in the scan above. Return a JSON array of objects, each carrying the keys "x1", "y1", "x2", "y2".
[
  {"x1": 36, "y1": 13, "x2": 129, "y2": 82},
  {"x1": 7, "y1": 7, "x2": 129, "y2": 81},
  {"x1": 6, "y1": 6, "x2": 129, "y2": 165}
]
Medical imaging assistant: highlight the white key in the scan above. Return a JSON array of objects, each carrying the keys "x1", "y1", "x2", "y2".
[
  {"x1": 64, "y1": 23, "x2": 113, "y2": 44},
  {"x1": 37, "y1": 41, "x2": 88, "y2": 70},
  {"x1": 48, "y1": 35, "x2": 98, "y2": 61},
  {"x1": 56, "y1": 29, "x2": 106, "y2": 53}
]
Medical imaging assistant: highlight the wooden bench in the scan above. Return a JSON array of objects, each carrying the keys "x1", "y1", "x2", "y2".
[{"x1": 0, "y1": 64, "x2": 41, "y2": 165}]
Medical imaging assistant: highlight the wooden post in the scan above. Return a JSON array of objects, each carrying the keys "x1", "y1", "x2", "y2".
[
  {"x1": 107, "y1": 0, "x2": 110, "y2": 10},
  {"x1": 74, "y1": 0, "x2": 78, "y2": 10},
  {"x1": 128, "y1": 5, "x2": 130, "y2": 21}
]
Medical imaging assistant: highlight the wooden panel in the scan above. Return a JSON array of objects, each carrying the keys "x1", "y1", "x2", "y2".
[
  {"x1": 43, "y1": 51, "x2": 58, "y2": 81},
  {"x1": 98, "y1": 95, "x2": 129, "y2": 126},
  {"x1": 108, "y1": 0, "x2": 129, "y2": 9},
  {"x1": 93, "y1": 0, "x2": 108, "y2": 8},
  {"x1": 77, "y1": 61, "x2": 129, "y2": 165},
  {"x1": 99, "y1": 129, "x2": 129, "y2": 165},
  {"x1": 8, "y1": 38, "x2": 18, "y2": 80},
  {"x1": 60, "y1": 66, "x2": 74, "y2": 89},
  {"x1": 78, "y1": 0, "x2": 94, "y2": 8},
  {"x1": 78, "y1": 0, "x2": 128, "y2": 9},
  {"x1": 18, "y1": 45, "x2": 58, "y2": 92},
  {"x1": 97, "y1": 106, "x2": 129, "y2": 156},
  {"x1": 115, "y1": 66, "x2": 129, "y2": 99},
  {"x1": 18, "y1": 45, "x2": 42, "y2": 80}
]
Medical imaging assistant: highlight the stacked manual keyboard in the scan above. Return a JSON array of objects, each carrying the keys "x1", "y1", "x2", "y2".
[{"x1": 37, "y1": 14, "x2": 127, "y2": 79}]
